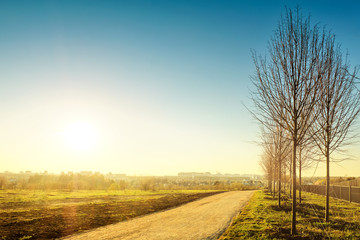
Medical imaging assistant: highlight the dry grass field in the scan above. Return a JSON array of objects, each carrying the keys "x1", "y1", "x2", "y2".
[{"x1": 0, "y1": 190, "x2": 220, "y2": 239}]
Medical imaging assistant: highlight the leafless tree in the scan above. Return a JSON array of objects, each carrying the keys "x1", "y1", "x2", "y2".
[
  {"x1": 276, "y1": 126, "x2": 292, "y2": 207},
  {"x1": 311, "y1": 33, "x2": 360, "y2": 222},
  {"x1": 267, "y1": 124, "x2": 292, "y2": 207},
  {"x1": 297, "y1": 141, "x2": 318, "y2": 203},
  {"x1": 251, "y1": 7, "x2": 325, "y2": 234},
  {"x1": 260, "y1": 125, "x2": 277, "y2": 197},
  {"x1": 260, "y1": 152, "x2": 274, "y2": 193}
]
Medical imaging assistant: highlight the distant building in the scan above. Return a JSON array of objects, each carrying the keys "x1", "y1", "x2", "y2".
[
  {"x1": 106, "y1": 173, "x2": 126, "y2": 180},
  {"x1": 242, "y1": 179, "x2": 264, "y2": 187}
]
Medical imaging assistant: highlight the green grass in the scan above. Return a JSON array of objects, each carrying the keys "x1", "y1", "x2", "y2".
[{"x1": 220, "y1": 190, "x2": 360, "y2": 239}]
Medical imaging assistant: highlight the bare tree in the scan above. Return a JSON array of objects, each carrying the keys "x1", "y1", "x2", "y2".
[
  {"x1": 251, "y1": 7, "x2": 324, "y2": 234},
  {"x1": 265, "y1": 123, "x2": 292, "y2": 207},
  {"x1": 260, "y1": 152, "x2": 274, "y2": 193},
  {"x1": 311, "y1": 34, "x2": 360, "y2": 222},
  {"x1": 260, "y1": 125, "x2": 278, "y2": 197},
  {"x1": 276, "y1": 125, "x2": 291, "y2": 207},
  {"x1": 297, "y1": 141, "x2": 318, "y2": 203}
]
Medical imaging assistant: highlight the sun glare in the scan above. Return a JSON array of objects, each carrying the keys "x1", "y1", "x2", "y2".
[{"x1": 61, "y1": 122, "x2": 97, "y2": 151}]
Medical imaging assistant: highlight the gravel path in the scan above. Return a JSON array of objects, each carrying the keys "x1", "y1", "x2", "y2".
[{"x1": 62, "y1": 190, "x2": 255, "y2": 240}]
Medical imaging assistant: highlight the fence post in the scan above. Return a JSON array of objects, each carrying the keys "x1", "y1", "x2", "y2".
[
  {"x1": 349, "y1": 182, "x2": 352, "y2": 203},
  {"x1": 340, "y1": 185, "x2": 342, "y2": 199}
]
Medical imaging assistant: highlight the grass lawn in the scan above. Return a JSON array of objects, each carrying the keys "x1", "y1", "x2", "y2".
[
  {"x1": 220, "y1": 190, "x2": 360, "y2": 239},
  {"x1": 0, "y1": 189, "x2": 220, "y2": 239}
]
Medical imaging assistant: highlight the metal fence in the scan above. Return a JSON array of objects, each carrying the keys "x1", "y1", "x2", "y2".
[
  {"x1": 337, "y1": 178, "x2": 360, "y2": 187},
  {"x1": 301, "y1": 184, "x2": 360, "y2": 204}
]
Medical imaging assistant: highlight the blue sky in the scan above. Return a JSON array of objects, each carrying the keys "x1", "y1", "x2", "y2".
[{"x1": 1, "y1": 0, "x2": 360, "y2": 176}]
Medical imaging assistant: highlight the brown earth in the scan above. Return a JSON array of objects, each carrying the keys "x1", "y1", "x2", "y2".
[
  {"x1": 63, "y1": 190, "x2": 255, "y2": 240},
  {"x1": 0, "y1": 192, "x2": 220, "y2": 239}
]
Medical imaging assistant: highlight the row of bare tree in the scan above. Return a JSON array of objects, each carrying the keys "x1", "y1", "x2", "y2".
[{"x1": 251, "y1": 7, "x2": 360, "y2": 234}]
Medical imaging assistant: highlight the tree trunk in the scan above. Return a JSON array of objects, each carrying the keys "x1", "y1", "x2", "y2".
[
  {"x1": 291, "y1": 137, "x2": 297, "y2": 235},
  {"x1": 289, "y1": 162, "x2": 292, "y2": 197},
  {"x1": 273, "y1": 164, "x2": 276, "y2": 199},
  {"x1": 325, "y1": 142, "x2": 330, "y2": 222},
  {"x1": 278, "y1": 158, "x2": 281, "y2": 207},
  {"x1": 299, "y1": 148, "x2": 302, "y2": 204},
  {"x1": 278, "y1": 130, "x2": 282, "y2": 208},
  {"x1": 349, "y1": 182, "x2": 352, "y2": 203}
]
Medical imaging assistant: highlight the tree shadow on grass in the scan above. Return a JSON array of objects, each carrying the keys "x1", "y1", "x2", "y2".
[
  {"x1": 270, "y1": 204, "x2": 292, "y2": 213},
  {"x1": 262, "y1": 196, "x2": 360, "y2": 239},
  {"x1": 298, "y1": 203, "x2": 324, "y2": 211},
  {"x1": 264, "y1": 196, "x2": 274, "y2": 200},
  {"x1": 297, "y1": 202, "x2": 325, "y2": 218},
  {"x1": 264, "y1": 225, "x2": 325, "y2": 240},
  {"x1": 328, "y1": 219, "x2": 360, "y2": 231}
]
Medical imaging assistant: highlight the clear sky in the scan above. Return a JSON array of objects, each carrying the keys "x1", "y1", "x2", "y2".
[{"x1": 1, "y1": 0, "x2": 360, "y2": 176}]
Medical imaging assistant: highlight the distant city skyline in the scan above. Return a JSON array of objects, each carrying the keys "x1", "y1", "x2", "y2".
[{"x1": 1, "y1": 0, "x2": 360, "y2": 177}]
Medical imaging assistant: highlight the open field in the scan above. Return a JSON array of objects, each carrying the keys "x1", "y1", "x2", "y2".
[
  {"x1": 64, "y1": 190, "x2": 255, "y2": 240},
  {"x1": 0, "y1": 189, "x2": 220, "y2": 239},
  {"x1": 220, "y1": 190, "x2": 360, "y2": 239}
]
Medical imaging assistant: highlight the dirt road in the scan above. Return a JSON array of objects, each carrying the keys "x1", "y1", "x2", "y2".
[{"x1": 63, "y1": 190, "x2": 255, "y2": 240}]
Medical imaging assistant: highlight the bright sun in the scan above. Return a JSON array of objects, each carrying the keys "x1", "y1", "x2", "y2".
[{"x1": 61, "y1": 122, "x2": 98, "y2": 151}]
